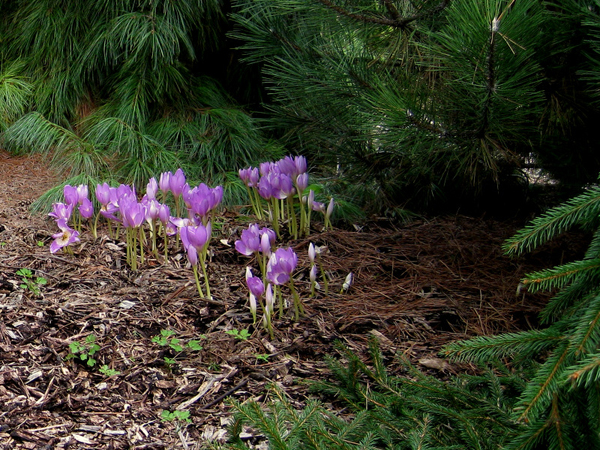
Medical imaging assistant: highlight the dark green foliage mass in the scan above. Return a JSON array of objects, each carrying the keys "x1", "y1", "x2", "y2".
[
  {"x1": 230, "y1": 0, "x2": 600, "y2": 213},
  {"x1": 224, "y1": 340, "x2": 526, "y2": 450},
  {"x1": 0, "y1": 0, "x2": 278, "y2": 201}
]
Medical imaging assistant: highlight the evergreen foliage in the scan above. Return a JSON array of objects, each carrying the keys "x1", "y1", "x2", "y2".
[
  {"x1": 0, "y1": 0, "x2": 277, "y2": 203},
  {"x1": 224, "y1": 185, "x2": 600, "y2": 449},
  {"x1": 224, "y1": 340, "x2": 525, "y2": 449},
  {"x1": 443, "y1": 188, "x2": 600, "y2": 449},
  {"x1": 230, "y1": 0, "x2": 600, "y2": 212}
]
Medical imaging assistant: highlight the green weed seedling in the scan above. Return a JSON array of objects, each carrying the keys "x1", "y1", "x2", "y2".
[
  {"x1": 67, "y1": 334, "x2": 101, "y2": 367},
  {"x1": 99, "y1": 365, "x2": 120, "y2": 377},
  {"x1": 16, "y1": 268, "x2": 47, "y2": 296},
  {"x1": 226, "y1": 328, "x2": 251, "y2": 341},
  {"x1": 152, "y1": 330, "x2": 205, "y2": 352},
  {"x1": 163, "y1": 357, "x2": 177, "y2": 369},
  {"x1": 255, "y1": 354, "x2": 270, "y2": 363},
  {"x1": 152, "y1": 329, "x2": 183, "y2": 351},
  {"x1": 161, "y1": 409, "x2": 191, "y2": 424}
]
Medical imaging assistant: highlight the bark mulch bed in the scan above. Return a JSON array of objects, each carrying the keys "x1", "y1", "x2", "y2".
[{"x1": 0, "y1": 151, "x2": 588, "y2": 448}]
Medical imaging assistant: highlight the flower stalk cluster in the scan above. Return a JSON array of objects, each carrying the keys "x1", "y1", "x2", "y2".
[
  {"x1": 239, "y1": 155, "x2": 335, "y2": 238},
  {"x1": 236, "y1": 223, "x2": 305, "y2": 336},
  {"x1": 49, "y1": 169, "x2": 222, "y2": 300}
]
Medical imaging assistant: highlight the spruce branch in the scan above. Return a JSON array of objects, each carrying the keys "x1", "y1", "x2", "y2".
[
  {"x1": 443, "y1": 329, "x2": 564, "y2": 364},
  {"x1": 503, "y1": 186, "x2": 600, "y2": 256},
  {"x1": 571, "y1": 293, "x2": 600, "y2": 356},
  {"x1": 515, "y1": 343, "x2": 572, "y2": 424},
  {"x1": 521, "y1": 259, "x2": 600, "y2": 293}
]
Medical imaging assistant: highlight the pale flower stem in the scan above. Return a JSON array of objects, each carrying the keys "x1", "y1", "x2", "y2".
[
  {"x1": 138, "y1": 227, "x2": 145, "y2": 265},
  {"x1": 288, "y1": 278, "x2": 303, "y2": 321},
  {"x1": 192, "y1": 265, "x2": 205, "y2": 299},
  {"x1": 271, "y1": 199, "x2": 280, "y2": 238},
  {"x1": 92, "y1": 213, "x2": 100, "y2": 239},
  {"x1": 276, "y1": 285, "x2": 284, "y2": 318},
  {"x1": 287, "y1": 197, "x2": 298, "y2": 239},
  {"x1": 126, "y1": 228, "x2": 131, "y2": 267},
  {"x1": 162, "y1": 226, "x2": 169, "y2": 263},
  {"x1": 200, "y1": 251, "x2": 211, "y2": 300},
  {"x1": 253, "y1": 189, "x2": 264, "y2": 220},
  {"x1": 131, "y1": 229, "x2": 138, "y2": 272},
  {"x1": 318, "y1": 254, "x2": 329, "y2": 294}
]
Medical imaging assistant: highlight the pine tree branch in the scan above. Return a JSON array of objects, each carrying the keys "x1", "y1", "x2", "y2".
[
  {"x1": 317, "y1": 0, "x2": 449, "y2": 29},
  {"x1": 478, "y1": 19, "x2": 497, "y2": 138}
]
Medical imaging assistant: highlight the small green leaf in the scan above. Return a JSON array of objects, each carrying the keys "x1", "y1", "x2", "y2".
[{"x1": 187, "y1": 340, "x2": 203, "y2": 351}]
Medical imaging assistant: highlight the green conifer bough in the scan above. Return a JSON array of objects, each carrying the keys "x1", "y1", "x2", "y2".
[
  {"x1": 0, "y1": 0, "x2": 278, "y2": 204},
  {"x1": 230, "y1": 0, "x2": 600, "y2": 211},
  {"x1": 442, "y1": 184, "x2": 600, "y2": 449}
]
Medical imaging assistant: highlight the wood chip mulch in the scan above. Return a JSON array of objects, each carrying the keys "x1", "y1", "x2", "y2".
[{"x1": 0, "y1": 151, "x2": 589, "y2": 448}]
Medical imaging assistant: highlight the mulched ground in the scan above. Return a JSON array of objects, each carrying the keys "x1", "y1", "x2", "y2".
[{"x1": 0, "y1": 151, "x2": 589, "y2": 449}]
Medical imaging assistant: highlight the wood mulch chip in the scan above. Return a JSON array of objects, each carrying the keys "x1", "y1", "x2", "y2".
[{"x1": 0, "y1": 151, "x2": 589, "y2": 448}]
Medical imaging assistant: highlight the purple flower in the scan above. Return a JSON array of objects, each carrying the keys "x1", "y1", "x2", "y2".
[
  {"x1": 50, "y1": 219, "x2": 80, "y2": 253},
  {"x1": 184, "y1": 183, "x2": 222, "y2": 219},
  {"x1": 277, "y1": 156, "x2": 297, "y2": 177},
  {"x1": 311, "y1": 200, "x2": 325, "y2": 213},
  {"x1": 239, "y1": 167, "x2": 260, "y2": 187},
  {"x1": 78, "y1": 198, "x2": 94, "y2": 219},
  {"x1": 48, "y1": 202, "x2": 73, "y2": 221},
  {"x1": 180, "y1": 223, "x2": 211, "y2": 252},
  {"x1": 180, "y1": 223, "x2": 211, "y2": 266},
  {"x1": 259, "y1": 171, "x2": 294, "y2": 200},
  {"x1": 247, "y1": 276, "x2": 265, "y2": 298},
  {"x1": 260, "y1": 161, "x2": 277, "y2": 176},
  {"x1": 235, "y1": 224, "x2": 261, "y2": 256},
  {"x1": 308, "y1": 243, "x2": 316, "y2": 263},
  {"x1": 117, "y1": 184, "x2": 136, "y2": 203},
  {"x1": 158, "y1": 204, "x2": 171, "y2": 224},
  {"x1": 296, "y1": 173, "x2": 308, "y2": 192},
  {"x1": 95, "y1": 183, "x2": 112, "y2": 205},
  {"x1": 165, "y1": 218, "x2": 179, "y2": 236},
  {"x1": 326, "y1": 198, "x2": 335, "y2": 219},
  {"x1": 294, "y1": 156, "x2": 307, "y2": 175},
  {"x1": 146, "y1": 177, "x2": 159, "y2": 200},
  {"x1": 257, "y1": 175, "x2": 274, "y2": 200},
  {"x1": 170, "y1": 168, "x2": 187, "y2": 196},
  {"x1": 267, "y1": 247, "x2": 298, "y2": 285},
  {"x1": 307, "y1": 189, "x2": 315, "y2": 209},
  {"x1": 99, "y1": 202, "x2": 119, "y2": 221},
  {"x1": 310, "y1": 264, "x2": 318, "y2": 283},
  {"x1": 76, "y1": 185, "x2": 89, "y2": 204},
  {"x1": 186, "y1": 245, "x2": 198, "y2": 266},
  {"x1": 143, "y1": 198, "x2": 161, "y2": 222},
  {"x1": 120, "y1": 200, "x2": 145, "y2": 228},
  {"x1": 159, "y1": 171, "x2": 172, "y2": 193},
  {"x1": 260, "y1": 232, "x2": 272, "y2": 256},
  {"x1": 63, "y1": 185, "x2": 78, "y2": 206}
]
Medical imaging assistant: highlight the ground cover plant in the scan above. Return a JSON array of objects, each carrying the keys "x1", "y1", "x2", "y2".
[{"x1": 0, "y1": 150, "x2": 586, "y2": 448}]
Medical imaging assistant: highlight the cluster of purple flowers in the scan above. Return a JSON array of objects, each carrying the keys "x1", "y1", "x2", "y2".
[
  {"x1": 235, "y1": 222, "x2": 304, "y2": 334},
  {"x1": 48, "y1": 184, "x2": 93, "y2": 253},
  {"x1": 94, "y1": 169, "x2": 222, "y2": 234},
  {"x1": 49, "y1": 169, "x2": 222, "y2": 283},
  {"x1": 239, "y1": 155, "x2": 334, "y2": 238}
]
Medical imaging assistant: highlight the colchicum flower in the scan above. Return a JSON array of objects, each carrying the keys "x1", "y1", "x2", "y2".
[
  {"x1": 267, "y1": 247, "x2": 298, "y2": 286},
  {"x1": 180, "y1": 222, "x2": 212, "y2": 299},
  {"x1": 50, "y1": 218, "x2": 80, "y2": 253}
]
